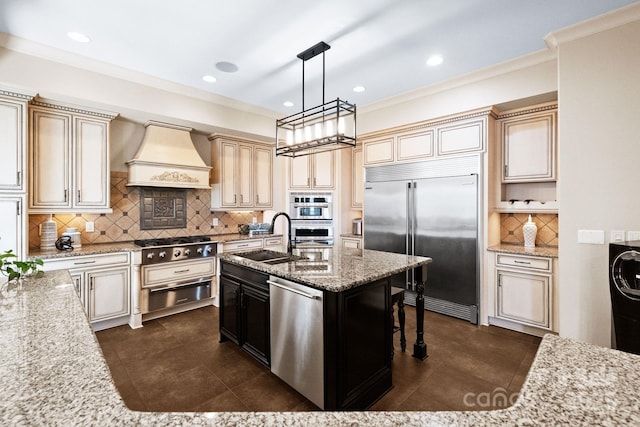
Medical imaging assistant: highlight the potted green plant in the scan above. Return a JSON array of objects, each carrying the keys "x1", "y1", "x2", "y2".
[{"x1": 0, "y1": 250, "x2": 44, "y2": 282}]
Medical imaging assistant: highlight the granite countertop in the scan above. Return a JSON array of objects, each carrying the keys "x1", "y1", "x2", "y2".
[
  {"x1": 2, "y1": 271, "x2": 639, "y2": 426},
  {"x1": 487, "y1": 243, "x2": 559, "y2": 258},
  {"x1": 27, "y1": 234, "x2": 284, "y2": 260},
  {"x1": 218, "y1": 246, "x2": 432, "y2": 292}
]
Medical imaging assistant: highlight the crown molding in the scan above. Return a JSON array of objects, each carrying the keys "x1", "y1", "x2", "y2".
[{"x1": 545, "y1": 2, "x2": 640, "y2": 50}]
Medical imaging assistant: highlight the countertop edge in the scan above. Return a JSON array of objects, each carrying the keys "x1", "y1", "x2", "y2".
[
  {"x1": 487, "y1": 244, "x2": 558, "y2": 258},
  {"x1": 3, "y1": 272, "x2": 640, "y2": 425}
]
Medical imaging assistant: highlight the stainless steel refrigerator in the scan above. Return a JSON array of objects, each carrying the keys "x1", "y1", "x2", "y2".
[{"x1": 364, "y1": 156, "x2": 479, "y2": 324}]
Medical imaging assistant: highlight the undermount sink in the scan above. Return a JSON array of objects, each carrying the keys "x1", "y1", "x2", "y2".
[{"x1": 237, "y1": 250, "x2": 307, "y2": 264}]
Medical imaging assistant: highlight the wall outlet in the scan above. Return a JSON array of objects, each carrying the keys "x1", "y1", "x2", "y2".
[
  {"x1": 252, "y1": 217, "x2": 257, "y2": 224},
  {"x1": 611, "y1": 230, "x2": 625, "y2": 243},
  {"x1": 627, "y1": 231, "x2": 640, "y2": 241},
  {"x1": 577, "y1": 229, "x2": 605, "y2": 244},
  {"x1": 212, "y1": 218, "x2": 219, "y2": 227},
  {"x1": 85, "y1": 221, "x2": 95, "y2": 232}
]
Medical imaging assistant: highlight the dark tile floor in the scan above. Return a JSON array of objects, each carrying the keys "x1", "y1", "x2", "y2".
[{"x1": 95, "y1": 305, "x2": 541, "y2": 412}]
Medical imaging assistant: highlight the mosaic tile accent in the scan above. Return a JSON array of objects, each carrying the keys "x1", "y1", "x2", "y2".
[
  {"x1": 500, "y1": 213, "x2": 558, "y2": 247},
  {"x1": 28, "y1": 171, "x2": 262, "y2": 249}
]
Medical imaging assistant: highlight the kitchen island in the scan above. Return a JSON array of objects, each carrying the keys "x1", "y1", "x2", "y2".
[
  {"x1": 217, "y1": 246, "x2": 432, "y2": 410},
  {"x1": 2, "y1": 270, "x2": 640, "y2": 426}
]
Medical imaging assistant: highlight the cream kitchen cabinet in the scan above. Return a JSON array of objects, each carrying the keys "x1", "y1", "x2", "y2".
[
  {"x1": 28, "y1": 101, "x2": 117, "y2": 213},
  {"x1": 501, "y1": 106, "x2": 557, "y2": 182},
  {"x1": 494, "y1": 253, "x2": 553, "y2": 331},
  {"x1": 0, "y1": 196, "x2": 25, "y2": 258},
  {"x1": 352, "y1": 146, "x2": 363, "y2": 208},
  {"x1": 342, "y1": 236, "x2": 362, "y2": 249},
  {"x1": 210, "y1": 135, "x2": 273, "y2": 210},
  {"x1": 289, "y1": 150, "x2": 335, "y2": 190},
  {"x1": 0, "y1": 89, "x2": 32, "y2": 193},
  {"x1": 43, "y1": 252, "x2": 131, "y2": 331},
  {"x1": 361, "y1": 107, "x2": 494, "y2": 166}
]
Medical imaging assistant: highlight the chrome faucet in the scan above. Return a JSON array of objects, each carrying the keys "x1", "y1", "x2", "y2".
[{"x1": 269, "y1": 212, "x2": 294, "y2": 254}]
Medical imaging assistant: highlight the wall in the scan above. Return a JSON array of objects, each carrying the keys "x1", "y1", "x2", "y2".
[
  {"x1": 29, "y1": 172, "x2": 262, "y2": 249},
  {"x1": 553, "y1": 8, "x2": 640, "y2": 346}
]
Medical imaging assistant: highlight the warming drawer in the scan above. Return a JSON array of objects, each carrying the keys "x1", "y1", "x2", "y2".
[{"x1": 142, "y1": 258, "x2": 215, "y2": 287}]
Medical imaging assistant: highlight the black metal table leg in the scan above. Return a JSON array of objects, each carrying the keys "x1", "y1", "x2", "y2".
[{"x1": 412, "y1": 264, "x2": 428, "y2": 360}]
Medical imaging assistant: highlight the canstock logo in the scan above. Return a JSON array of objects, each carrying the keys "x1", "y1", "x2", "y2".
[{"x1": 463, "y1": 387, "x2": 519, "y2": 408}]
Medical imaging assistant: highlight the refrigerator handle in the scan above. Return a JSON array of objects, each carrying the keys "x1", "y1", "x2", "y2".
[{"x1": 406, "y1": 182, "x2": 411, "y2": 256}]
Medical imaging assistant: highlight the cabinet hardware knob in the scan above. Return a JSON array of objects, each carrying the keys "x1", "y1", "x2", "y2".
[{"x1": 78, "y1": 190, "x2": 81, "y2": 202}]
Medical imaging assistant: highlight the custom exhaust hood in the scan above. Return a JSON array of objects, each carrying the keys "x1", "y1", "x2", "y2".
[{"x1": 126, "y1": 121, "x2": 211, "y2": 189}]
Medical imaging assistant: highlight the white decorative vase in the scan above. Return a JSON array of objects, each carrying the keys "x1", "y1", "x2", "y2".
[
  {"x1": 523, "y1": 215, "x2": 538, "y2": 248},
  {"x1": 39, "y1": 214, "x2": 57, "y2": 250}
]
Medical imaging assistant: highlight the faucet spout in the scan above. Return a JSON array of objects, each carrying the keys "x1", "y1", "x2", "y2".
[{"x1": 269, "y1": 212, "x2": 294, "y2": 254}]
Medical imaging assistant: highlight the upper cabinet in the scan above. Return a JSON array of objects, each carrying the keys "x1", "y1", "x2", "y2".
[
  {"x1": 28, "y1": 99, "x2": 118, "y2": 213},
  {"x1": 209, "y1": 134, "x2": 273, "y2": 210},
  {"x1": 361, "y1": 107, "x2": 495, "y2": 166},
  {"x1": 501, "y1": 107, "x2": 557, "y2": 182},
  {"x1": 493, "y1": 102, "x2": 558, "y2": 212},
  {"x1": 0, "y1": 89, "x2": 32, "y2": 193},
  {"x1": 289, "y1": 150, "x2": 335, "y2": 190}
]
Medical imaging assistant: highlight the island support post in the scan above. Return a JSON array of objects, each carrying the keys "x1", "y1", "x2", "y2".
[{"x1": 412, "y1": 263, "x2": 428, "y2": 360}]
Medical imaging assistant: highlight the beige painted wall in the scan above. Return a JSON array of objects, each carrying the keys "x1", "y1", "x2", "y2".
[{"x1": 555, "y1": 16, "x2": 640, "y2": 346}]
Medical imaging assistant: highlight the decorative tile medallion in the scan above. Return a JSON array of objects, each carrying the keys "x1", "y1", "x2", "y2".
[{"x1": 140, "y1": 187, "x2": 186, "y2": 230}]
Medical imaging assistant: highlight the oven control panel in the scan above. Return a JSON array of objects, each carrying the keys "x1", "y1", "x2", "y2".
[{"x1": 142, "y1": 243, "x2": 215, "y2": 265}]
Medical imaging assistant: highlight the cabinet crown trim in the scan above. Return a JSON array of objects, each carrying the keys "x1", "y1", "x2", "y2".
[
  {"x1": 497, "y1": 103, "x2": 557, "y2": 120},
  {"x1": 31, "y1": 98, "x2": 118, "y2": 120},
  {"x1": 0, "y1": 87, "x2": 35, "y2": 101}
]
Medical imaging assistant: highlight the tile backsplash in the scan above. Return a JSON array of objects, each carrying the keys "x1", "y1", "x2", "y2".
[
  {"x1": 29, "y1": 172, "x2": 262, "y2": 249},
  {"x1": 500, "y1": 213, "x2": 558, "y2": 247}
]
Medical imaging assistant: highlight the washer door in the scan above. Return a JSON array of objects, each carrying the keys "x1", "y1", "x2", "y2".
[{"x1": 612, "y1": 250, "x2": 640, "y2": 300}]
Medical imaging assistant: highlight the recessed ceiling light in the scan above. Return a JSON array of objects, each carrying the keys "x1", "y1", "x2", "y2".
[
  {"x1": 67, "y1": 31, "x2": 91, "y2": 43},
  {"x1": 353, "y1": 86, "x2": 365, "y2": 93},
  {"x1": 216, "y1": 62, "x2": 239, "y2": 73},
  {"x1": 283, "y1": 101, "x2": 294, "y2": 107},
  {"x1": 202, "y1": 75, "x2": 217, "y2": 83},
  {"x1": 426, "y1": 55, "x2": 444, "y2": 67}
]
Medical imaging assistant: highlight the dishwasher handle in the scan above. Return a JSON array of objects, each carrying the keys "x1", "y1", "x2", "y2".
[{"x1": 267, "y1": 279, "x2": 321, "y2": 300}]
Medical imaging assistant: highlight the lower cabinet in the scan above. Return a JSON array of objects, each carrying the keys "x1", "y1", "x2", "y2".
[
  {"x1": 44, "y1": 252, "x2": 131, "y2": 330},
  {"x1": 494, "y1": 252, "x2": 553, "y2": 331},
  {"x1": 342, "y1": 236, "x2": 362, "y2": 249},
  {"x1": 219, "y1": 261, "x2": 270, "y2": 366}
]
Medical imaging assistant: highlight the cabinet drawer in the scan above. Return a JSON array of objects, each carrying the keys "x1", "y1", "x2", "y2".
[
  {"x1": 496, "y1": 254, "x2": 551, "y2": 272},
  {"x1": 143, "y1": 258, "x2": 215, "y2": 286},
  {"x1": 43, "y1": 252, "x2": 130, "y2": 272},
  {"x1": 263, "y1": 237, "x2": 283, "y2": 247},
  {"x1": 223, "y1": 239, "x2": 263, "y2": 252}
]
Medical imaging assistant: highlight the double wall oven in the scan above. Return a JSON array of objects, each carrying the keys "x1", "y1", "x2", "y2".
[
  {"x1": 135, "y1": 236, "x2": 216, "y2": 318},
  {"x1": 289, "y1": 191, "x2": 334, "y2": 247}
]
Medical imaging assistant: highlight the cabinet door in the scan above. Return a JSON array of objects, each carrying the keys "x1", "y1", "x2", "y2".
[
  {"x1": 253, "y1": 146, "x2": 273, "y2": 208},
  {"x1": 0, "y1": 98, "x2": 27, "y2": 192},
  {"x1": 352, "y1": 147, "x2": 363, "y2": 208},
  {"x1": 342, "y1": 238, "x2": 361, "y2": 249},
  {"x1": 363, "y1": 137, "x2": 394, "y2": 165},
  {"x1": 0, "y1": 196, "x2": 24, "y2": 258},
  {"x1": 219, "y1": 275, "x2": 241, "y2": 344},
  {"x1": 74, "y1": 117, "x2": 109, "y2": 209},
  {"x1": 29, "y1": 109, "x2": 71, "y2": 209},
  {"x1": 502, "y1": 112, "x2": 556, "y2": 182},
  {"x1": 241, "y1": 285, "x2": 270, "y2": 365},
  {"x1": 237, "y1": 144, "x2": 253, "y2": 208},
  {"x1": 312, "y1": 150, "x2": 335, "y2": 189},
  {"x1": 71, "y1": 273, "x2": 86, "y2": 312},
  {"x1": 497, "y1": 270, "x2": 550, "y2": 328},
  {"x1": 289, "y1": 155, "x2": 311, "y2": 189},
  {"x1": 88, "y1": 267, "x2": 130, "y2": 322},
  {"x1": 220, "y1": 141, "x2": 239, "y2": 207}
]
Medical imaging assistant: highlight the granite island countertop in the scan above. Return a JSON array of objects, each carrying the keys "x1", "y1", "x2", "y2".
[
  {"x1": 2, "y1": 270, "x2": 640, "y2": 426},
  {"x1": 218, "y1": 246, "x2": 432, "y2": 292}
]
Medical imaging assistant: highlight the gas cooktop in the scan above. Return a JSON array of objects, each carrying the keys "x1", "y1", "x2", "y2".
[{"x1": 134, "y1": 235, "x2": 212, "y2": 248}]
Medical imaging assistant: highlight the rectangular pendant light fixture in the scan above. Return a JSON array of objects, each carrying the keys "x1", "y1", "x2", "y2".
[{"x1": 276, "y1": 41, "x2": 357, "y2": 157}]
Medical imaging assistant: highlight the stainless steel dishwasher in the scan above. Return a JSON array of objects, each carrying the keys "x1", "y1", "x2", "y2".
[{"x1": 268, "y1": 275, "x2": 324, "y2": 409}]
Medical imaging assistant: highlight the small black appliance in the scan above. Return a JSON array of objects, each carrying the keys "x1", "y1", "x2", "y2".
[{"x1": 609, "y1": 241, "x2": 640, "y2": 355}]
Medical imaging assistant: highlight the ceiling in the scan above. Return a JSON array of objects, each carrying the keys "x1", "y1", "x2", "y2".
[{"x1": 0, "y1": 0, "x2": 637, "y2": 115}]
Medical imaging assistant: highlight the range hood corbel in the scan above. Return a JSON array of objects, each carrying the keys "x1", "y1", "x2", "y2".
[{"x1": 126, "y1": 121, "x2": 211, "y2": 189}]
